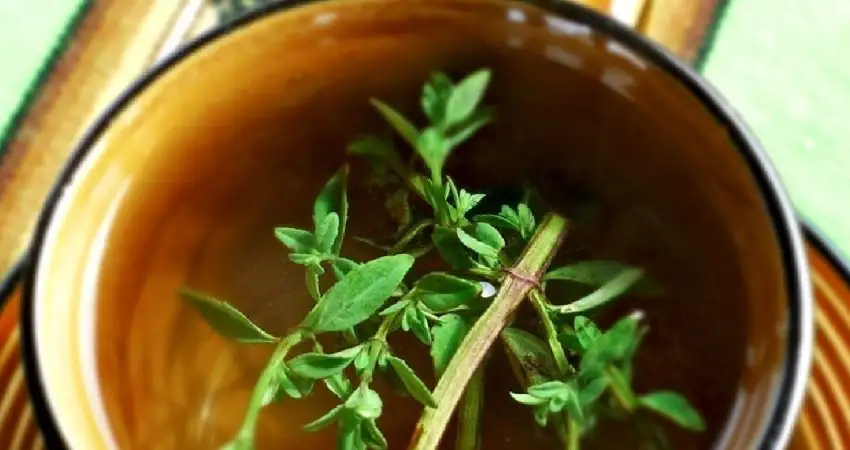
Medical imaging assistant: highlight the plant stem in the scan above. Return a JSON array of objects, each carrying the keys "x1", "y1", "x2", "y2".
[
  {"x1": 456, "y1": 366, "x2": 485, "y2": 450},
  {"x1": 528, "y1": 290, "x2": 574, "y2": 377},
  {"x1": 568, "y1": 419, "x2": 581, "y2": 450},
  {"x1": 235, "y1": 330, "x2": 306, "y2": 442},
  {"x1": 408, "y1": 213, "x2": 570, "y2": 450}
]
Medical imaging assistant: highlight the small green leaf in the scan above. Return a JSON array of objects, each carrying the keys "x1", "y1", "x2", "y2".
[
  {"x1": 557, "y1": 331, "x2": 584, "y2": 353},
  {"x1": 457, "y1": 190, "x2": 486, "y2": 216},
  {"x1": 501, "y1": 327, "x2": 558, "y2": 378},
  {"x1": 548, "y1": 390, "x2": 568, "y2": 413},
  {"x1": 288, "y1": 345, "x2": 364, "y2": 379},
  {"x1": 332, "y1": 257, "x2": 360, "y2": 281},
  {"x1": 278, "y1": 369, "x2": 303, "y2": 399},
  {"x1": 444, "y1": 69, "x2": 491, "y2": 127},
  {"x1": 500, "y1": 205, "x2": 521, "y2": 227},
  {"x1": 313, "y1": 165, "x2": 349, "y2": 255},
  {"x1": 639, "y1": 391, "x2": 705, "y2": 431},
  {"x1": 362, "y1": 419, "x2": 388, "y2": 449},
  {"x1": 408, "y1": 307, "x2": 432, "y2": 345},
  {"x1": 432, "y1": 226, "x2": 476, "y2": 269},
  {"x1": 533, "y1": 405, "x2": 549, "y2": 427},
  {"x1": 456, "y1": 228, "x2": 499, "y2": 258},
  {"x1": 316, "y1": 213, "x2": 340, "y2": 254},
  {"x1": 346, "y1": 385, "x2": 383, "y2": 420},
  {"x1": 306, "y1": 269, "x2": 321, "y2": 302},
  {"x1": 303, "y1": 254, "x2": 415, "y2": 332},
  {"x1": 510, "y1": 392, "x2": 548, "y2": 406},
  {"x1": 387, "y1": 356, "x2": 437, "y2": 407},
  {"x1": 370, "y1": 98, "x2": 419, "y2": 149},
  {"x1": 474, "y1": 214, "x2": 520, "y2": 232},
  {"x1": 473, "y1": 222, "x2": 505, "y2": 251},
  {"x1": 417, "y1": 127, "x2": 450, "y2": 178},
  {"x1": 431, "y1": 314, "x2": 470, "y2": 376},
  {"x1": 445, "y1": 109, "x2": 494, "y2": 149},
  {"x1": 517, "y1": 203, "x2": 536, "y2": 239},
  {"x1": 274, "y1": 227, "x2": 317, "y2": 254},
  {"x1": 379, "y1": 300, "x2": 409, "y2": 317},
  {"x1": 574, "y1": 316, "x2": 602, "y2": 349},
  {"x1": 337, "y1": 411, "x2": 363, "y2": 450},
  {"x1": 180, "y1": 288, "x2": 277, "y2": 343},
  {"x1": 545, "y1": 261, "x2": 639, "y2": 286},
  {"x1": 347, "y1": 135, "x2": 397, "y2": 160},
  {"x1": 551, "y1": 268, "x2": 645, "y2": 316},
  {"x1": 289, "y1": 253, "x2": 323, "y2": 268},
  {"x1": 422, "y1": 71, "x2": 453, "y2": 125},
  {"x1": 528, "y1": 381, "x2": 568, "y2": 399},
  {"x1": 580, "y1": 316, "x2": 640, "y2": 374},
  {"x1": 303, "y1": 404, "x2": 345, "y2": 432},
  {"x1": 579, "y1": 378, "x2": 609, "y2": 407},
  {"x1": 414, "y1": 273, "x2": 482, "y2": 312},
  {"x1": 324, "y1": 373, "x2": 353, "y2": 399}
]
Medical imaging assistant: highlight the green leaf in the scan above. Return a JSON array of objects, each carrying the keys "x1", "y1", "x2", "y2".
[
  {"x1": 431, "y1": 314, "x2": 470, "y2": 376},
  {"x1": 287, "y1": 346, "x2": 363, "y2": 379},
  {"x1": 457, "y1": 190, "x2": 486, "y2": 216},
  {"x1": 501, "y1": 327, "x2": 558, "y2": 378},
  {"x1": 510, "y1": 392, "x2": 548, "y2": 406},
  {"x1": 289, "y1": 252, "x2": 323, "y2": 267},
  {"x1": 379, "y1": 300, "x2": 409, "y2": 317},
  {"x1": 346, "y1": 385, "x2": 383, "y2": 420},
  {"x1": 528, "y1": 381, "x2": 568, "y2": 399},
  {"x1": 473, "y1": 222, "x2": 505, "y2": 251},
  {"x1": 580, "y1": 316, "x2": 640, "y2": 374},
  {"x1": 445, "y1": 109, "x2": 493, "y2": 149},
  {"x1": 274, "y1": 227, "x2": 317, "y2": 254},
  {"x1": 387, "y1": 356, "x2": 437, "y2": 407},
  {"x1": 278, "y1": 369, "x2": 303, "y2": 399},
  {"x1": 579, "y1": 378, "x2": 609, "y2": 407},
  {"x1": 545, "y1": 261, "x2": 639, "y2": 286},
  {"x1": 639, "y1": 391, "x2": 705, "y2": 431},
  {"x1": 303, "y1": 254, "x2": 415, "y2": 332},
  {"x1": 574, "y1": 316, "x2": 602, "y2": 349},
  {"x1": 362, "y1": 419, "x2": 388, "y2": 449},
  {"x1": 422, "y1": 71, "x2": 453, "y2": 125},
  {"x1": 456, "y1": 228, "x2": 499, "y2": 258},
  {"x1": 500, "y1": 205, "x2": 521, "y2": 226},
  {"x1": 444, "y1": 69, "x2": 491, "y2": 127},
  {"x1": 324, "y1": 373, "x2": 353, "y2": 399},
  {"x1": 432, "y1": 226, "x2": 476, "y2": 269},
  {"x1": 180, "y1": 288, "x2": 276, "y2": 343},
  {"x1": 517, "y1": 203, "x2": 536, "y2": 239},
  {"x1": 332, "y1": 257, "x2": 360, "y2": 281},
  {"x1": 370, "y1": 98, "x2": 419, "y2": 149},
  {"x1": 414, "y1": 273, "x2": 482, "y2": 312},
  {"x1": 551, "y1": 268, "x2": 645, "y2": 316},
  {"x1": 313, "y1": 166, "x2": 350, "y2": 255},
  {"x1": 408, "y1": 307, "x2": 432, "y2": 345},
  {"x1": 417, "y1": 127, "x2": 450, "y2": 178},
  {"x1": 557, "y1": 331, "x2": 584, "y2": 353},
  {"x1": 533, "y1": 405, "x2": 549, "y2": 427},
  {"x1": 303, "y1": 404, "x2": 345, "y2": 432},
  {"x1": 316, "y1": 213, "x2": 340, "y2": 254},
  {"x1": 306, "y1": 270, "x2": 321, "y2": 302},
  {"x1": 347, "y1": 135, "x2": 396, "y2": 160},
  {"x1": 261, "y1": 379, "x2": 280, "y2": 407},
  {"x1": 337, "y1": 411, "x2": 363, "y2": 450},
  {"x1": 474, "y1": 214, "x2": 520, "y2": 232}
]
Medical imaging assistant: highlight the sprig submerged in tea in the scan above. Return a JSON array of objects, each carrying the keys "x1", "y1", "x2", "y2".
[{"x1": 181, "y1": 68, "x2": 704, "y2": 450}]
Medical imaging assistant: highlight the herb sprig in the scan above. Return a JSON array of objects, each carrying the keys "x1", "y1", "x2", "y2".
[{"x1": 181, "y1": 68, "x2": 704, "y2": 450}]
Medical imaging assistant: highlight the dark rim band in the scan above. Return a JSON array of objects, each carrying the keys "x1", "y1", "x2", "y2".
[{"x1": 18, "y1": 0, "x2": 812, "y2": 449}]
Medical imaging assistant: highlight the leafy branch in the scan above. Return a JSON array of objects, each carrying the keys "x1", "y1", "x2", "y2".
[{"x1": 181, "y1": 68, "x2": 704, "y2": 450}]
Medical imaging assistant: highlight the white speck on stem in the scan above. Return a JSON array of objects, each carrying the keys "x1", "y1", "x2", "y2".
[{"x1": 479, "y1": 282, "x2": 497, "y2": 298}]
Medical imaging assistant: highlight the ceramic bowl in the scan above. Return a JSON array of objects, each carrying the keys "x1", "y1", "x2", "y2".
[{"x1": 19, "y1": 0, "x2": 812, "y2": 449}]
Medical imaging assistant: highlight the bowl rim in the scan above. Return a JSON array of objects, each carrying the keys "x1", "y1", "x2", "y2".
[{"x1": 18, "y1": 0, "x2": 813, "y2": 448}]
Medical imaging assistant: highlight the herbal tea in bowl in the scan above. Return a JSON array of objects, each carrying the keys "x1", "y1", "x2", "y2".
[{"x1": 21, "y1": 0, "x2": 812, "y2": 449}]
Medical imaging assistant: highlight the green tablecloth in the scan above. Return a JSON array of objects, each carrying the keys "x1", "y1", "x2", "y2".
[
  {"x1": 703, "y1": 0, "x2": 850, "y2": 257},
  {"x1": 0, "y1": 0, "x2": 88, "y2": 149}
]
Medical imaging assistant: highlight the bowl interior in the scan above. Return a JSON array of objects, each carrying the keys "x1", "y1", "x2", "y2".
[{"x1": 30, "y1": 0, "x2": 798, "y2": 448}]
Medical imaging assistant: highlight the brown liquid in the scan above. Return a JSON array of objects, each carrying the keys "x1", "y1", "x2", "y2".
[{"x1": 89, "y1": 1, "x2": 757, "y2": 448}]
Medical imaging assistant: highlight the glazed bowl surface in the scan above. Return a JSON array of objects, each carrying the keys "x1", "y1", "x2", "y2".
[{"x1": 22, "y1": 0, "x2": 812, "y2": 449}]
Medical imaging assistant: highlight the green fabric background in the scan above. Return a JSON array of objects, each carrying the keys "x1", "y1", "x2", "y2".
[
  {"x1": 0, "y1": 0, "x2": 89, "y2": 150},
  {"x1": 702, "y1": 0, "x2": 850, "y2": 256}
]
